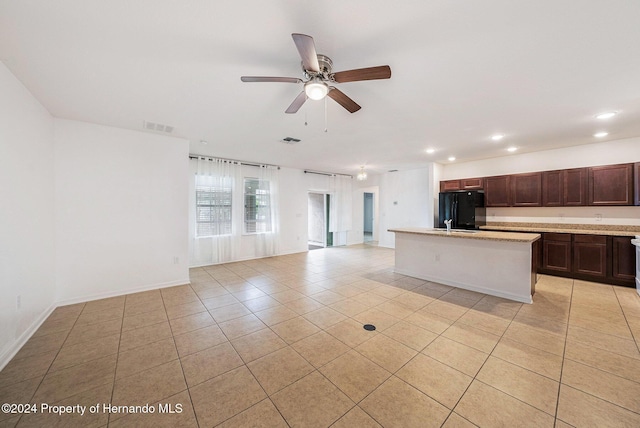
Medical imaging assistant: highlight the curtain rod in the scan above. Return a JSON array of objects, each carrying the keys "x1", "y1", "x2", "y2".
[
  {"x1": 189, "y1": 154, "x2": 280, "y2": 169},
  {"x1": 304, "y1": 170, "x2": 353, "y2": 178}
]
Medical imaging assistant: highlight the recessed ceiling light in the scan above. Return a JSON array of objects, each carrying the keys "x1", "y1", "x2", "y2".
[
  {"x1": 200, "y1": 140, "x2": 208, "y2": 145},
  {"x1": 448, "y1": 156, "x2": 456, "y2": 162},
  {"x1": 426, "y1": 148, "x2": 435, "y2": 154},
  {"x1": 491, "y1": 134, "x2": 504, "y2": 141},
  {"x1": 595, "y1": 111, "x2": 617, "y2": 120},
  {"x1": 507, "y1": 147, "x2": 518, "y2": 152},
  {"x1": 593, "y1": 132, "x2": 608, "y2": 138}
]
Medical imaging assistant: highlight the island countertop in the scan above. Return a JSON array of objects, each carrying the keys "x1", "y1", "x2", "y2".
[{"x1": 388, "y1": 227, "x2": 540, "y2": 243}]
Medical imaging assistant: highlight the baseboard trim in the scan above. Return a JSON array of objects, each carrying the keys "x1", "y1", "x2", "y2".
[
  {"x1": 56, "y1": 278, "x2": 191, "y2": 307},
  {"x1": 0, "y1": 277, "x2": 190, "y2": 372},
  {"x1": 0, "y1": 303, "x2": 57, "y2": 372},
  {"x1": 189, "y1": 249, "x2": 308, "y2": 268}
]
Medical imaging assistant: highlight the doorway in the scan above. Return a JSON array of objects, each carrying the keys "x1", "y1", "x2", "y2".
[
  {"x1": 363, "y1": 192, "x2": 374, "y2": 243},
  {"x1": 308, "y1": 193, "x2": 332, "y2": 250}
]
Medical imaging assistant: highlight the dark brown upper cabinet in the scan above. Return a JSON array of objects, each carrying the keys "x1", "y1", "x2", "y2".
[
  {"x1": 564, "y1": 168, "x2": 588, "y2": 206},
  {"x1": 588, "y1": 163, "x2": 634, "y2": 206},
  {"x1": 543, "y1": 168, "x2": 587, "y2": 207},
  {"x1": 461, "y1": 177, "x2": 484, "y2": 190},
  {"x1": 542, "y1": 170, "x2": 563, "y2": 206},
  {"x1": 440, "y1": 180, "x2": 461, "y2": 192},
  {"x1": 440, "y1": 177, "x2": 483, "y2": 192},
  {"x1": 635, "y1": 162, "x2": 640, "y2": 205},
  {"x1": 444, "y1": 161, "x2": 636, "y2": 206},
  {"x1": 485, "y1": 175, "x2": 511, "y2": 207},
  {"x1": 511, "y1": 172, "x2": 542, "y2": 207}
]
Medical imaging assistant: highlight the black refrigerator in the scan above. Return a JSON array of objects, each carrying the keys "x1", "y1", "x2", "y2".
[{"x1": 438, "y1": 191, "x2": 486, "y2": 229}]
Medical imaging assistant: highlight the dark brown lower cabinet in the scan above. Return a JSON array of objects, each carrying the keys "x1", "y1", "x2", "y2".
[
  {"x1": 612, "y1": 236, "x2": 637, "y2": 282},
  {"x1": 538, "y1": 233, "x2": 635, "y2": 286},
  {"x1": 542, "y1": 233, "x2": 572, "y2": 273},
  {"x1": 573, "y1": 235, "x2": 607, "y2": 278}
]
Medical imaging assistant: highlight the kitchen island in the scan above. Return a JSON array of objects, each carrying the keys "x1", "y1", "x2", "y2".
[{"x1": 389, "y1": 228, "x2": 541, "y2": 303}]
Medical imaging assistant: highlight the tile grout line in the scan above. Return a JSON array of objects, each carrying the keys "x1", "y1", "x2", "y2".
[
  {"x1": 191, "y1": 274, "x2": 293, "y2": 427},
  {"x1": 559, "y1": 281, "x2": 640, "y2": 416},
  {"x1": 12, "y1": 303, "x2": 87, "y2": 427},
  {"x1": 440, "y1": 293, "x2": 530, "y2": 424},
  {"x1": 105, "y1": 297, "x2": 126, "y2": 428},
  {"x1": 167, "y1": 278, "x2": 215, "y2": 428},
  {"x1": 612, "y1": 286, "x2": 640, "y2": 354}
]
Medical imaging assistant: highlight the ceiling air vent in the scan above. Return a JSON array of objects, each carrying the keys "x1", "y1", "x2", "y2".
[
  {"x1": 143, "y1": 121, "x2": 175, "y2": 134},
  {"x1": 281, "y1": 137, "x2": 301, "y2": 144}
]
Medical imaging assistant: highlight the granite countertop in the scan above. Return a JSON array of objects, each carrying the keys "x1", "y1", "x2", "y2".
[
  {"x1": 481, "y1": 222, "x2": 640, "y2": 237},
  {"x1": 388, "y1": 227, "x2": 540, "y2": 243}
]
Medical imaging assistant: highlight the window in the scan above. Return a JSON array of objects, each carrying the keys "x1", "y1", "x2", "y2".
[
  {"x1": 244, "y1": 178, "x2": 272, "y2": 233},
  {"x1": 195, "y1": 175, "x2": 232, "y2": 237}
]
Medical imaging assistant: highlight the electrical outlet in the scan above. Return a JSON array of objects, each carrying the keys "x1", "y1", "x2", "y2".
[
  {"x1": 16, "y1": 295, "x2": 21, "y2": 310},
  {"x1": 559, "y1": 213, "x2": 565, "y2": 222},
  {"x1": 595, "y1": 213, "x2": 602, "y2": 221},
  {"x1": 173, "y1": 257, "x2": 180, "y2": 264},
  {"x1": 435, "y1": 254, "x2": 440, "y2": 262}
]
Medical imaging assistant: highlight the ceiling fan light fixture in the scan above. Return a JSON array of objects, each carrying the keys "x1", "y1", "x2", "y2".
[{"x1": 305, "y1": 79, "x2": 329, "y2": 100}]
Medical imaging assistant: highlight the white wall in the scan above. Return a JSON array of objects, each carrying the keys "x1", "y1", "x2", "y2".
[
  {"x1": 441, "y1": 139, "x2": 640, "y2": 226},
  {"x1": 0, "y1": 63, "x2": 57, "y2": 365},
  {"x1": 375, "y1": 167, "x2": 435, "y2": 248},
  {"x1": 54, "y1": 120, "x2": 190, "y2": 303},
  {"x1": 274, "y1": 167, "x2": 311, "y2": 255},
  {"x1": 441, "y1": 138, "x2": 640, "y2": 179}
]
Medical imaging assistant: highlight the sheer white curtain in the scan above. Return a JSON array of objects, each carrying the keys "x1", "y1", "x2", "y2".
[
  {"x1": 329, "y1": 174, "x2": 353, "y2": 246},
  {"x1": 189, "y1": 157, "x2": 242, "y2": 266},
  {"x1": 253, "y1": 165, "x2": 280, "y2": 257}
]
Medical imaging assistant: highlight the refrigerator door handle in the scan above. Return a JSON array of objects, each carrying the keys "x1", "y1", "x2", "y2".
[{"x1": 452, "y1": 198, "x2": 458, "y2": 228}]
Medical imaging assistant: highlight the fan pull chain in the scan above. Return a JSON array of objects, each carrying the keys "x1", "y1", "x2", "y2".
[
  {"x1": 304, "y1": 111, "x2": 308, "y2": 126},
  {"x1": 324, "y1": 97, "x2": 328, "y2": 132}
]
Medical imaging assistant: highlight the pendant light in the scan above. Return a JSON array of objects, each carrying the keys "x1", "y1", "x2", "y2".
[{"x1": 357, "y1": 166, "x2": 368, "y2": 181}]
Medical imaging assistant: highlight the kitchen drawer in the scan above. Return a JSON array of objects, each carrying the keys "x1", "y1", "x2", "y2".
[
  {"x1": 573, "y1": 234, "x2": 607, "y2": 244},
  {"x1": 544, "y1": 233, "x2": 571, "y2": 242}
]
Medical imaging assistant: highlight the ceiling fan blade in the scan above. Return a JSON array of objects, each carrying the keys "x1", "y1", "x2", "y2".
[
  {"x1": 292, "y1": 33, "x2": 320, "y2": 73},
  {"x1": 332, "y1": 65, "x2": 391, "y2": 83},
  {"x1": 327, "y1": 88, "x2": 361, "y2": 113},
  {"x1": 241, "y1": 76, "x2": 302, "y2": 83},
  {"x1": 285, "y1": 91, "x2": 307, "y2": 114}
]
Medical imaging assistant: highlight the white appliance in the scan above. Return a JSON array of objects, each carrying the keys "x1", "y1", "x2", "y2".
[{"x1": 633, "y1": 236, "x2": 640, "y2": 296}]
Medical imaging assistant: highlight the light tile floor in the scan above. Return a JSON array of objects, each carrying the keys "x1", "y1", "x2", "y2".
[{"x1": 1, "y1": 245, "x2": 640, "y2": 427}]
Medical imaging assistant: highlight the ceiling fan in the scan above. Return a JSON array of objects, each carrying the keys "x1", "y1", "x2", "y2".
[{"x1": 241, "y1": 33, "x2": 391, "y2": 114}]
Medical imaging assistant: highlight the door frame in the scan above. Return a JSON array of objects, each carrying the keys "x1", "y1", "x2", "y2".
[
  {"x1": 359, "y1": 186, "x2": 379, "y2": 243},
  {"x1": 307, "y1": 191, "x2": 329, "y2": 248}
]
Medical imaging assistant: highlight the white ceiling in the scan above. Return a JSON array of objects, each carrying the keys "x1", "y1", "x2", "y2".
[{"x1": 2, "y1": 0, "x2": 639, "y2": 175}]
